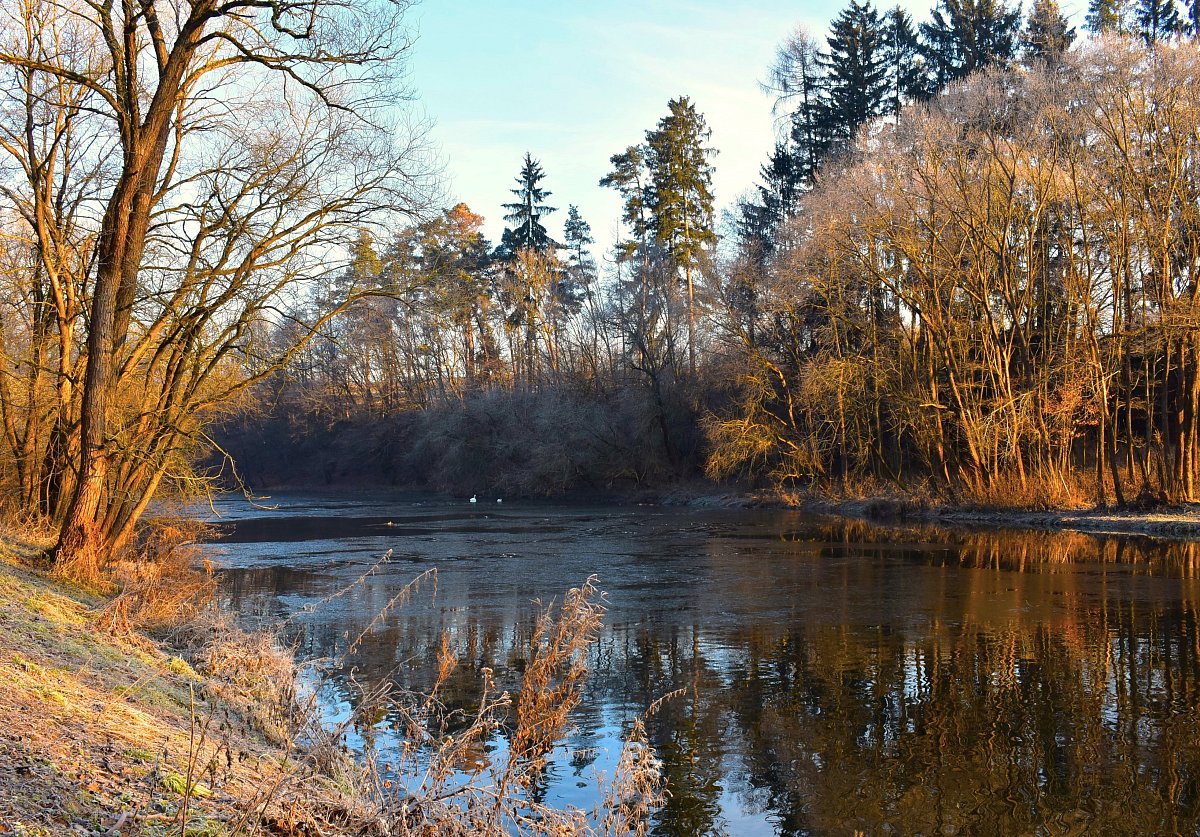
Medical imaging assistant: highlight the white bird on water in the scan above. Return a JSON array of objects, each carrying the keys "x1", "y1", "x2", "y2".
[
  {"x1": 496, "y1": 498, "x2": 503, "y2": 503},
  {"x1": 469, "y1": 495, "x2": 477, "y2": 503}
]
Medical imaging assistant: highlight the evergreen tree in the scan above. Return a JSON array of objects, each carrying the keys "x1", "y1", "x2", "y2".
[
  {"x1": 920, "y1": 0, "x2": 1021, "y2": 89},
  {"x1": 737, "y1": 141, "x2": 806, "y2": 258},
  {"x1": 1188, "y1": 0, "x2": 1200, "y2": 36},
  {"x1": 599, "y1": 145, "x2": 651, "y2": 260},
  {"x1": 820, "y1": 0, "x2": 890, "y2": 152},
  {"x1": 644, "y1": 97, "x2": 717, "y2": 270},
  {"x1": 1023, "y1": 0, "x2": 1076, "y2": 64},
  {"x1": 1086, "y1": 0, "x2": 1130, "y2": 33},
  {"x1": 497, "y1": 152, "x2": 557, "y2": 258},
  {"x1": 644, "y1": 96, "x2": 717, "y2": 375},
  {"x1": 884, "y1": 6, "x2": 929, "y2": 113},
  {"x1": 562, "y1": 205, "x2": 596, "y2": 304},
  {"x1": 563, "y1": 205, "x2": 595, "y2": 279},
  {"x1": 1135, "y1": 0, "x2": 1182, "y2": 43}
]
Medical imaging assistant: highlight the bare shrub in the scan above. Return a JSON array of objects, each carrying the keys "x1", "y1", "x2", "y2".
[{"x1": 266, "y1": 574, "x2": 665, "y2": 836}]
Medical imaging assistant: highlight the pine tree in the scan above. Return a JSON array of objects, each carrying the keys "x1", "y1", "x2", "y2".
[
  {"x1": 561, "y1": 205, "x2": 595, "y2": 304},
  {"x1": 1135, "y1": 0, "x2": 1182, "y2": 43},
  {"x1": 498, "y1": 152, "x2": 557, "y2": 258},
  {"x1": 920, "y1": 0, "x2": 1021, "y2": 89},
  {"x1": 1187, "y1": 0, "x2": 1200, "y2": 36},
  {"x1": 1023, "y1": 0, "x2": 1076, "y2": 64},
  {"x1": 599, "y1": 145, "x2": 651, "y2": 261},
  {"x1": 820, "y1": 0, "x2": 890, "y2": 153},
  {"x1": 1086, "y1": 0, "x2": 1129, "y2": 33},
  {"x1": 644, "y1": 96, "x2": 717, "y2": 375},
  {"x1": 884, "y1": 6, "x2": 929, "y2": 113}
]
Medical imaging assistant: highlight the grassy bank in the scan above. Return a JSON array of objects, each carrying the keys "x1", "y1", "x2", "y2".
[
  {"x1": 0, "y1": 528, "x2": 361, "y2": 836},
  {"x1": 0, "y1": 527, "x2": 663, "y2": 837}
]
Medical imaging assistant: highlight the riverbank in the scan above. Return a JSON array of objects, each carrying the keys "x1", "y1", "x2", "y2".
[
  {"x1": 645, "y1": 483, "x2": 1200, "y2": 540},
  {"x1": 0, "y1": 529, "x2": 360, "y2": 836}
]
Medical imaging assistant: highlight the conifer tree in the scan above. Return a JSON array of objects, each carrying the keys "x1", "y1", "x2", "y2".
[
  {"x1": 920, "y1": 0, "x2": 1021, "y2": 88},
  {"x1": 737, "y1": 142, "x2": 806, "y2": 259},
  {"x1": 498, "y1": 152, "x2": 557, "y2": 258},
  {"x1": 562, "y1": 205, "x2": 596, "y2": 305},
  {"x1": 644, "y1": 97, "x2": 717, "y2": 375},
  {"x1": 1023, "y1": 0, "x2": 1076, "y2": 64},
  {"x1": 1086, "y1": 0, "x2": 1129, "y2": 33},
  {"x1": 599, "y1": 145, "x2": 651, "y2": 260},
  {"x1": 821, "y1": 0, "x2": 890, "y2": 153},
  {"x1": 1135, "y1": 0, "x2": 1182, "y2": 43},
  {"x1": 765, "y1": 27, "x2": 831, "y2": 190},
  {"x1": 740, "y1": 27, "x2": 829, "y2": 257},
  {"x1": 563, "y1": 206, "x2": 595, "y2": 280},
  {"x1": 884, "y1": 6, "x2": 929, "y2": 112}
]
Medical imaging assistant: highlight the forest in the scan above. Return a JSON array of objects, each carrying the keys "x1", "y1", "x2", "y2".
[{"x1": 3, "y1": 0, "x2": 1200, "y2": 576}]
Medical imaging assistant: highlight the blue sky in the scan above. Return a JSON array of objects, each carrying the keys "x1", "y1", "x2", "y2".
[{"x1": 407, "y1": 0, "x2": 1086, "y2": 259}]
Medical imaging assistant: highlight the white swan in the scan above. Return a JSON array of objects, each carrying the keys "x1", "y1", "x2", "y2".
[{"x1": 469, "y1": 495, "x2": 477, "y2": 503}]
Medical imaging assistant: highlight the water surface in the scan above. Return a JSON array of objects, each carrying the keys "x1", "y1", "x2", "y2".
[{"x1": 208, "y1": 493, "x2": 1200, "y2": 835}]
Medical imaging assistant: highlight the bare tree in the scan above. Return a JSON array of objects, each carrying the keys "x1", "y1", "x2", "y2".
[{"x1": 0, "y1": 0, "x2": 433, "y2": 578}]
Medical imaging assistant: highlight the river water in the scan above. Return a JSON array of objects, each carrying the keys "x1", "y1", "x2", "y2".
[{"x1": 207, "y1": 493, "x2": 1200, "y2": 835}]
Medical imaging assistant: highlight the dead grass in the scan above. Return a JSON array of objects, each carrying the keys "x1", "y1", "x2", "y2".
[
  {"x1": 0, "y1": 530, "x2": 297, "y2": 836},
  {"x1": 0, "y1": 520, "x2": 669, "y2": 836},
  {"x1": 93, "y1": 518, "x2": 219, "y2": 637}
]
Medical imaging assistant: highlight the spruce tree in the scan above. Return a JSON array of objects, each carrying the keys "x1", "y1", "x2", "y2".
[
  {"x1": 920, "y1": 0, "x2": 1021, "y2": 89},
  {"x1": 1023, "y1": 0, "x2": 1076, "y2": 64},
  {"x1": 884, "y1": 6, "x2": 929, "y2": 113},
  {"x1": 1086, "y1": 0, "x2": 1129, "y2": 33},
  {"x1": 498, "y1": 152, "x2": 557, "y2": 258},
  {"x1": 1135, "y1": 0, "x2": 1182, "y2": 43},
  {"x1": 737, "y1": 141, "x2": 806, "y2": 258},
  {"x1": 821, "y1": 1, "x2": 890, "y2": 153}
]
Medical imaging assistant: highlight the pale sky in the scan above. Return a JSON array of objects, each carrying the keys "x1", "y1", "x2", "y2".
[{"x1": 407, "y1": 0, "x2": 1087, "y2": 260}]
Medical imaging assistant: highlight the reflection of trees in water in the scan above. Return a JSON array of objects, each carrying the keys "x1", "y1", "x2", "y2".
[{"x1": 219, "y1": 528, "x2": 1200, "y2": 835}]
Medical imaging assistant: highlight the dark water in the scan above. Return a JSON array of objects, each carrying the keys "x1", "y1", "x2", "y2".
[{"x1": 208, "y1": 493, "x2": 1200, "y2": 836}]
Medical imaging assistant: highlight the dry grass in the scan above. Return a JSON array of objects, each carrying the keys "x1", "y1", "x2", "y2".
[
  {"x1": 302, "y1": 574, "x2": 665, "y2": 836},
  {"x1": 0, "y1": 511, "x2": 669, "y2": 836},
  {"x1": 93, "y1": 519, "x2": 219, "y2": 638}
]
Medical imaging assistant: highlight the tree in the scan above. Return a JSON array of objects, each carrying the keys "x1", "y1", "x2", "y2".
[
  {"x1": 884, "y1": 6, "x2": 930, "y2": 112},
  {"x1": 764, "y1": 27, "x2": 831, "y2": 190},
  {"x1": 1134, "y1": 0, "x2": 1182, "y2": 43},
  {"x1": 821, "y1": 1, "x2": 890, "y2": 153},
  {"x1": 1023, "y1": 0, "x2": 1076, "y2": 65},
  {"x1": 644, "y1": 97, "x2": 718, "y2": 377},
  {"x1": 0, "y1": 0, "x2": 431, "y2": 578},
  {"x1": 1086, "y1": 0, "x2": 1130, "y2": 33},
  {"x1": 498, "y1": 153, "x2": 558, "y2": 258},
  {"x1": 920, "y1": 0, "x2": 1021, "y2": 88}
]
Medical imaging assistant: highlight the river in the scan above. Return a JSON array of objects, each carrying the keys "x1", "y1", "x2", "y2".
[{"x1": 207, "y1": 492, "x2": 1200, "y2": 835}]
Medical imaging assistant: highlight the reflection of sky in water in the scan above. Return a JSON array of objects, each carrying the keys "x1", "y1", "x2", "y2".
[{"x1": 207, "y1": 492, "x2": 1200, "y2": 836}]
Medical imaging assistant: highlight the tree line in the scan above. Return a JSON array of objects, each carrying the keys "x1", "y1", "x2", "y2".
[
  {"x1": 5, "y1": 0, "x2": 1200, "y2": 578},
  {"x1": 234, "y1": 0, "x2": 1200, "y2": 508}
]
